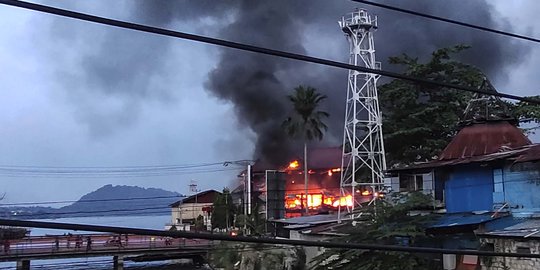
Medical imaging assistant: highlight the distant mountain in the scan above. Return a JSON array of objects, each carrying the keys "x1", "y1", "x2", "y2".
[
  {"x1": 60, "y1": 185, "x2": 184, "y2": 217},
  {"x1": 1, "y1": 185, "x2": 184, "y2": 219}
]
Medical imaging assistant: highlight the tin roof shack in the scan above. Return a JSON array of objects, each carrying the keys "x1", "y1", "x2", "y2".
[
  {"x1": 477, "y1": 216, "x2": 540, "y2": 270},
  {"x1": 388, "y1": 120, "x2": 540, "y2": 214},
  {"x1": 425, "y1": 212, "x2": 510, "y2": 269},
  {"x1": 387, "y1": 80, "x2": 540, "y2": 214},
  {"x1": 168, "y1": 190, "x2": 221, "y2": 231}
]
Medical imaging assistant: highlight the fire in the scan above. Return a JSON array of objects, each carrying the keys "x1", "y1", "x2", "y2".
[
  {"x1": 285, "y1": 193, "x2": 353, "y2": 210},
  {"x1": 288, "y1": 160, "x2": 300, "y2": 169},
  {"x1": 308, "y1": 194, "x2": 323, "y2": 208}
]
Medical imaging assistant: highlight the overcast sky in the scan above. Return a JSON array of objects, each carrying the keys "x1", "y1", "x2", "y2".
[{"x1": 0, "y1": 1, "x2": 539, "y2": 204}]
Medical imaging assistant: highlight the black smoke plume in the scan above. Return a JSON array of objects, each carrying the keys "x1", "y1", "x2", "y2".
[{"x1": 60, "y1": 1, "x2": 531, "y2": 164}]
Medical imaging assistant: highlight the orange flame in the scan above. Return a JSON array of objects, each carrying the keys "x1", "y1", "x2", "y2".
[
  {"x1": 285, "y1": 193, "x2": 353, "y2": 210},
  {"x1": 288, "y1": 160, "x2": 300, "y2": 169}
]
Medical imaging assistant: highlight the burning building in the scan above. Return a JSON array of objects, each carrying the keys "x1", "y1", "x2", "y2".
[{"x1": 235, "y1": 146, "x2": 375, "y2": 220}]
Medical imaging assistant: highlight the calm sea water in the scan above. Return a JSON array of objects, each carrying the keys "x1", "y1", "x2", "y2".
[{"x1": 0, "y1": 215, "x2": 204, "y2": 270}]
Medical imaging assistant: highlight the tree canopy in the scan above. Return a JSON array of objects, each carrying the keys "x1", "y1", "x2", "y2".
[
  {"x1": 379, "y1": 45, "x2": 540, "y2": 166},
  {"x1": 211, "y1": 188, "x2": 235, "y2": 230},
  {"x1": 310, "y1": 193, "x2": 440, "y2": 270},
  {"x1": 283, "y1": 85, "x2": 329, "y2": 142}
]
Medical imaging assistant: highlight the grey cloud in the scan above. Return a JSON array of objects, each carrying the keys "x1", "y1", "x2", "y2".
[{"x1": 49, "y1": 0, "x2": 533, "y2": 161}]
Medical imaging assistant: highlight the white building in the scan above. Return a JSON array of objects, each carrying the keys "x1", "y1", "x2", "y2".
[{"x1": 168, "y1": 190, "x2": 221, "y2": 231}]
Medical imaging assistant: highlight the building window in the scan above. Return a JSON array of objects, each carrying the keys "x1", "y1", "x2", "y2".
[
  {"x1": 399, "y1": 174, "x2": 424, "y2": 192},
  {"x1": 517, "y1": 246, "x2": 531, "y2": 254},
  {"x1": 415, "y1": 175, "x2": 423, "y2": 191}
]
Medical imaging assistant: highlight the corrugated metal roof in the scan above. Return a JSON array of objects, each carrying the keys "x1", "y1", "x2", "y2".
[
  {"x1": 169, "y1": 190, "x2": 220, "y2": 207},
  {"x1": 439, "y1": 121, "x2": 531, "y2": 160},
  {"x1": 515, "y1": 144, "x2": 540, "y2": 163},
  {"x1": 480, "y1": 218, "x2": 540, "y2": 238},
  {"x1": 429, "y1": 213, "x2": 498, "y2": 229},
  {"x1": 389, "y1": 144, "x2": 540, "y2": 172},
  {"x1": 272, "y1": 213, "x2": 342, "y2": 225}
]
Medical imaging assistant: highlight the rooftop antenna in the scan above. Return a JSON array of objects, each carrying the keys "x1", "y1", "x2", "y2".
[
  {"x1": 189, "y1": 180, "x2": 198, "y2": 194},
  {"x1": 338, "y1": 9, "x2": 387, "y2": 218}
]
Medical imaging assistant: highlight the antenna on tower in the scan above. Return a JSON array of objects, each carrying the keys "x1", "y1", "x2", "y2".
[
  {"x1": 189, "y1": 180, "x2": 198, "y2": 194},
  {"x1": 338, "y1": 9, "x2": 387, "y2": 217}
]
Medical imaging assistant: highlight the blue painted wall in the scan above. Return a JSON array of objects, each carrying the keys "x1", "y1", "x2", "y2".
[
  {"x1": 445, "y1": 165, "x2": 493, "y2": 213},
  {"x1": 502, "y1": 165, "x2": 540, "y2": 211}
]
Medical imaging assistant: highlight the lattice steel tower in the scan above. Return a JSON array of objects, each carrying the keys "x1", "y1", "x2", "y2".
[{"x1": 339, "y1": 9, "x2": 386, "y2": 211}]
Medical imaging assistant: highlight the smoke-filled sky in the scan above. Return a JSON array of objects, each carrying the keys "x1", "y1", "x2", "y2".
[{"x1": 0, "y1": 0, "x2": 539, "y2": 204}]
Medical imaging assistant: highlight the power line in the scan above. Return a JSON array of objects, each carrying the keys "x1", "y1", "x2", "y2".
[
  {"x1": 5, "y1": 172, "x2": 540, "y2": 209},
  {"x1": 0, "y1": 167, "x2": 241, "y2": 178},
  {"x1": 351, "y1": 0, "x2": 540, "y2": 44},
  {"x1": 0, "y1": 186, "x2": 344, "y2": 206},
  {"x1": 5, "y1": 206, "x2": 173, "y2": 218},
  {"x1": 0, "y1": 159, "x2": 251, "y2": 178},
  {"x1": 0, "y1": 0, "x2": 538, "y2": 105},
  {"x1": 0, "y1": 194, "x2": 185, "y2": 206},
  {"x1": 0, "y1": 218, "x2": 539, "y2": 258},
  {"x1": 8, "y1": 172, "x2": 540, "y2": 207},
  {"x1": 0, "y1": 161, "x2": 243, "y2": 174},
  {"x1": 0, "y1": 161, "x2": 226, "y2": 170}
]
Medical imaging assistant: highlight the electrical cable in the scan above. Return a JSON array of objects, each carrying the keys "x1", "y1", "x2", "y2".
[
  {"x1": 6, "y1": 174, "x2": 540, "y2": 209},
  {"x1": 0, "y1": 218, "x2": 539, "y2": 258},
  {"x1": 0, "y1": 167, "x2": 242, "y2": 178},
  {"x1": 0, "y1": 0, "x2": 538, "y2": 105},
  {"x1": 0, "y1": 186, "x2": 346, "y2": 206},
  {"x1": 0, "y1": 159, "x2": 250, "y2": 178},
  {"x1": 0, "y1": 195, "x2": 185, "y2": 206},
  {"x1": 351, "y1": 0, "x2": 540, "y2": 44}
]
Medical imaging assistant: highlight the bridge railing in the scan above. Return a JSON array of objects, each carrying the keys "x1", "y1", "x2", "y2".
[{"x1": 1, "y1": 233, "x2": 212, "y2": 257}]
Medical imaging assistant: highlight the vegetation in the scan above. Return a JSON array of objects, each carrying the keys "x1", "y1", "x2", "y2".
[
  {"x1": 235, "y1": 199, "x2": 266, "y2": 236},
  {"x1": 283, "y1": 85, "x2": 329, "y2": 213},
  {"x1": 211, "y1": 242, "x2": 306, "y2": 270},
  {"x1": 283, "y1": 86, "x2": 329, "y2": 142},
  {"x1": 211, "y1": 188, "x2": 235, "y2": 230},
  {"x1": 194, "y1": 215, "x2": 205, "y2": 231},
  {"x1": 379, "y1": 45, "x2": 540, "y2": 166},
  {"x1": 310, "y1": 192, "x2": 440, "y2": 270}
]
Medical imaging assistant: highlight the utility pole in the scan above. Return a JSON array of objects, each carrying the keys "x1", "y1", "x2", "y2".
[
  {"x1": 247, "y1": 164, "x2": 252, "y2": 216},
  {"x1": 304, "y1": 143, "x2": 308, "y2": 215},
  {"x1": 223, "y1": 160, "x2": 255, "y2": 235},
  {"x1": 225, "y1": 192, "x2": 229, "y2": 232},
  {"x1": 189, "y1": 180, "x2": 198, "y2": 227}
]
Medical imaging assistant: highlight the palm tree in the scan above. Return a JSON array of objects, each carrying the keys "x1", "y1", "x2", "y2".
[{"x1": 283, "y1": 85, "x2": 329, "y2": 214}]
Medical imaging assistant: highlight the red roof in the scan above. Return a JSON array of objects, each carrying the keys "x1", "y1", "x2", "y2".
[
  {"x1": 252, "y1": 146, "x2": 343, "y2": 172},
  {"x1": 389, "y1": 144, "x2": 540, "y2": 172},
  {"x1": 439, "y1": 121, "x2": 531, "y2": 160},
  {"x1": 169, "y1": 190, "x2": 220, "y2": 207}
]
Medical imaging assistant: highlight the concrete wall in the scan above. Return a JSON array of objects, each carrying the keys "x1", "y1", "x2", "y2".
[{"x1": 481, "y1": 238, "x2": 540, "y2": 270}]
